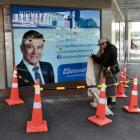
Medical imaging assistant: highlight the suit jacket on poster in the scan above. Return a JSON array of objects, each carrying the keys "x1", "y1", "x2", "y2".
[{"x1": 17, "y1": 60, "x2": 54, "y2": 87}]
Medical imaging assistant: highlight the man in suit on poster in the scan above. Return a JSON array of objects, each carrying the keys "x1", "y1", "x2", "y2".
[{"x1": 17, "y1": 30, "x2": 54, "y2": 87}]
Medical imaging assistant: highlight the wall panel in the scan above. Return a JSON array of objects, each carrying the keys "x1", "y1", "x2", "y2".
[
  {"x1": 0, "y1": 0, "x2": 111, "y2": 9},
  {"x1": 0, "y1": 7, "x2": 6, "y2": 89}
]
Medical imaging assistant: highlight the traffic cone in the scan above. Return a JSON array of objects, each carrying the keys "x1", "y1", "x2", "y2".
[
  {"x1": 26, "y1": 80, "x2": 48, "y2": 133},
  {"x1": 116, "y1": 74, "x2": 127, "y2": 98},
  {"x1": 5, "y1": 66, "x2": 24, "y2": 105},
  {"x1": 123, "y1": 77, "x2": 140, "y2": 113},
  {"x1": 88, "y1": 78, "x2": 112, "y2": 127},
  {"x1": 123, "y1": 66, "x2": 129, "y2": 88}
]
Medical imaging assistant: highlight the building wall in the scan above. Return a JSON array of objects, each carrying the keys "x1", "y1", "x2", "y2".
[
  {"x1": 101, "y1": 9, "x2": 112, "y2": 41},
  {"x1": 0, "y1": 0, "x2": 111, "y2": 9},
  {"x1": 0, "y1": 7, "x2": 6, "y2": 89}
]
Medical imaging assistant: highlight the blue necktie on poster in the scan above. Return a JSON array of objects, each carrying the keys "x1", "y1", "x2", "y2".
[{"x1": 33, "y1": 66, "x2": 42, "y2": 84}]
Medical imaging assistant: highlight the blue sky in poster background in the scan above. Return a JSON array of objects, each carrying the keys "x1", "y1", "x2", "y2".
[
  {"x1": 61, "y1": 10, "x2": 100, "y2": 27},
  {"x1": 80, "y1": 10, "x2": 100, "y2": 27}
]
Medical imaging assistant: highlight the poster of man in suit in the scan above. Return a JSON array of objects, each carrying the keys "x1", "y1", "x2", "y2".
[
  {"x1": 16, "y1": 30, "x2": 54, "y2": 87},
  {"x1": 12, "y1": 6, "x2": 100, "y2": 87}
]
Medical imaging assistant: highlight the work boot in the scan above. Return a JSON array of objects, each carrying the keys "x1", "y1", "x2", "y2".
[
  {"x1": 107, "y1": 97, "x2": 112, "y2": 105},
  {"x1": 107, "y1": 97, "x2": 116, "y2": 110},
  {"x1": 108, "y1": 103, "x2": 116, "y2": 110}
]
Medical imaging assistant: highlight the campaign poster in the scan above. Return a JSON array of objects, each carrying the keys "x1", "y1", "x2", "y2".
[{"x1": 12, "y1": 5, "x2": 100, "y2": 83}]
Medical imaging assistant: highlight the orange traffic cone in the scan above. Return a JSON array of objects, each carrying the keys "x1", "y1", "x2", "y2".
[
  {"x1": 5, "y1": 67, "x2": 24, "y2": 105},
  {"x1": 123, "y1": 77, "x2": 140, "y2": 113},
  {"x1": 88, "y1": 78, "x2": 112, "y2": 127},
  {"x1": 26, "y1": 80, "x2": 48, "y2": 133},
  {"x1": 116, "y1": 74, "x2": 127, "y2": 98},
  {"x1": 123, "y1": 66, "x2": 129, "y2": 88}
]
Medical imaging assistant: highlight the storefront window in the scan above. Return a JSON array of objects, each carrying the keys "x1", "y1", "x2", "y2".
[
  {"x1": 112, "y1": 21, "x2": 125, "y2": 62},
  {"x1": 120, "y1": 22, "x2": 125, "y2": 62}
]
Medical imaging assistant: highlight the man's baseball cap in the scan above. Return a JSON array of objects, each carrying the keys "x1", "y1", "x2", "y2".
[{"x1": 97, "y1": 37, "x2": 108, "y2": 45}]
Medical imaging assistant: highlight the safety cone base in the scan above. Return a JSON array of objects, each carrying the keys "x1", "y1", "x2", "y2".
[
  {"x1": 116, "y1": 94, "x2": 127, "y2": 98},
  {"x1": 5, "y1": 98, "x2": 24, "y2": 106},
  {"x1": 88, "y1": 115, "x2": 112, "y2": 127},
  {"x1": 26, "y1": 120, "x2": 48, "y2": 133},
  {"x1": 123, "y1": 106, "x2": 140, "y2": 113}
]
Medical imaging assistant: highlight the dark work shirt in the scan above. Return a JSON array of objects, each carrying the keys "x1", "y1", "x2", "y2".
[{"x1": 91, "y1": 44, "x2": 117, "y2": 68}]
